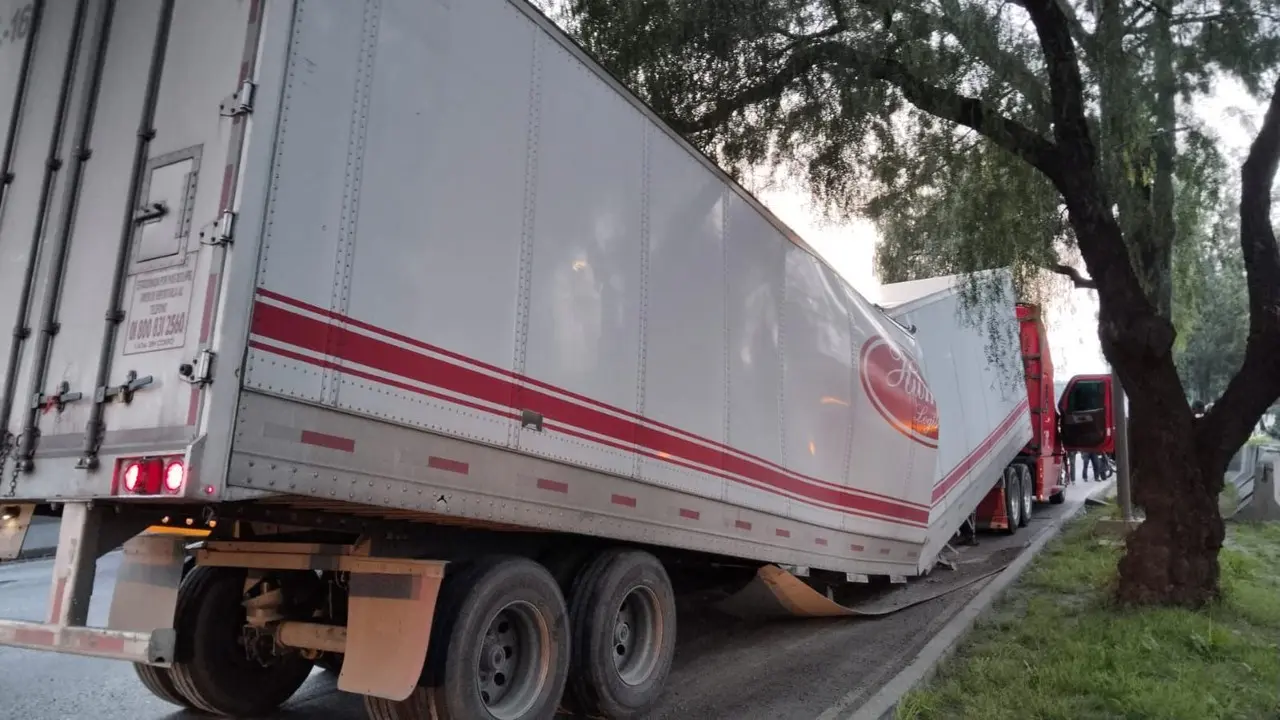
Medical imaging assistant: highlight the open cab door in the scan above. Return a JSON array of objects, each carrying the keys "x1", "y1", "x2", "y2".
[{"x1": 1058, "y1": 374, "x2": 1116, "y2": 454}]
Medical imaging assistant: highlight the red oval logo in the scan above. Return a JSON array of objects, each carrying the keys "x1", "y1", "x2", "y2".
[{"x1": 859, "y1": 336, "x2": 940, "y2": 448}]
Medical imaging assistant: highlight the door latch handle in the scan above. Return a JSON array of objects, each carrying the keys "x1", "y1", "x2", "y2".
[
  {"x1": 133, "y1": 201, "x2": 169, "y2": 224},
  {"x1": 99, "y1": 370, "x2": 154, "y2": 404},
  {"x1": 33, "y1": 381, "x2": 83, "y2": 413}
]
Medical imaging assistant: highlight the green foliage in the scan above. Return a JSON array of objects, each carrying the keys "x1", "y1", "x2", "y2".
[
  {"x1": 896, "y1": 511, "x2": 1280, "y2": 720},
  {"x1": 1171, "y1": 136, "x2": 1250, "y2": 402}
]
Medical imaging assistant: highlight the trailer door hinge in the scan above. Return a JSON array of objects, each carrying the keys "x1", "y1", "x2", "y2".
[
  {"x1": 219, "y1": 80, "x2": 255, "y2": 117},
  {"x1": 99, "y1": 370, "x2": 154, "y2": 404},
  {"x1": 179, "y1": 349, "x2": 215, "y2": 387},
  {"x1": 202, "y1": 210, "x2": 235, "y2": 246},
  {"x1": 34, "y1": 381, "x2": 83, "y2": 413}
]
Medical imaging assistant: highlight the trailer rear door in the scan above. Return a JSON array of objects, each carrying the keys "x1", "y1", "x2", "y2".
[{"x1": 0, "y1": 0, "x2": 262, "y2": 497}]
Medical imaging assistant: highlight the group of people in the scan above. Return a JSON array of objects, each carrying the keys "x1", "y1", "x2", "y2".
[{"x1": 1068, "y1": 450, "x2": 1112, "y2": 483}]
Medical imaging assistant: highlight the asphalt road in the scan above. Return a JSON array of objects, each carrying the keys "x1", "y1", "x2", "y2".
[{"x1": 0, "y1": 480, "x2": 1098, "y2": 720}]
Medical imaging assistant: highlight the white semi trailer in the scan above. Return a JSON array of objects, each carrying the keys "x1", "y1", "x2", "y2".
[{"x1": 0, "y1": 1, "x2": 1065, "y2": 717}]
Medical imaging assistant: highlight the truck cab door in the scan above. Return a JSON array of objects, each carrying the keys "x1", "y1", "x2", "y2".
[{"x1": 1058, "y1": 374, "x2": 1114, "y2": 453}]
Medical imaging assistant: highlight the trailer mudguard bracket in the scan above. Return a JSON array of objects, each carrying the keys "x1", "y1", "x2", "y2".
[
  {"x1": 107, "y1": 533, "x2": 187, "y2": 635},
  {"x1": 196, "y1": 541, "x2": 446, "y2": 701},
  {"x1": 339, "y1": 561, "x2": 445, "y2": 701}
]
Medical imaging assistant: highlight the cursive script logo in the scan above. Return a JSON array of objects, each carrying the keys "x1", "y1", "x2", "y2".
[{"x1": 859, "y1": 336, "x2": 940, "y2": 448}]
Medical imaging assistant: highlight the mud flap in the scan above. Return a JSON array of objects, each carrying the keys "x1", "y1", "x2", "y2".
[
  {"x1": 0, "y1": 504, "x2": 35, "y2": 560},
  {"x1": 337, "y1": 561, "x2": 446, "y2": 701},
  {"x1": 107, "y1": 534, "x2": 187, "y2": 636}
]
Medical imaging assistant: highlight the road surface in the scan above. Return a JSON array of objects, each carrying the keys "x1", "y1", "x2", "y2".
[{"x1": 0, "y1": 482, "x2": 1097, "y2": 719}]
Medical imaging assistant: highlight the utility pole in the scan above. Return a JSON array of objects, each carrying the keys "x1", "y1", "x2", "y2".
[{"x1": 1111, "y1": 366, "x2": 1133, "y2": 521}]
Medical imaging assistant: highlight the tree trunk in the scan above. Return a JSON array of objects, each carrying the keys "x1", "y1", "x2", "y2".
[{"x1": 1114, "y1": 362, "x2": 1225, "y2": 606}]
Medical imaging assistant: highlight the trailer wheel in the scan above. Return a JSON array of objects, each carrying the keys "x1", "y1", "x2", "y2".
[
  {"x1": 169, "y1": 566, "x2": 314, "y2": 717},
  {"x1": 1017, "y1": 464, "x2": 1033, "y2": 527},
  {"x1": 1001, "y1": 467, "x2": 1021, "y2": 535},
  {"x1": 368, "y1": 556, "x2": 570, "y2": 720},
  {"x1": 566, "y1": 549, "x2": 677, "y2": 718},
  {"x1": 133, "y1": 663, "x2": 194, "y2": 708}
]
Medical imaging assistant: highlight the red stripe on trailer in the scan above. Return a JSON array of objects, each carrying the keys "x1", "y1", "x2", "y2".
[
  {"x1": 815, "y1": 537, "x2": 828, "y2": 546},
  {"x1": 74, "y1": 633, "x2": 126, "y2": 655},
  {"x1": 218, "y1": 164, "x2": 236, "y2": 212},
  {"x1": 248, "y1": 341, "x2": 520, "y2": 423},
  {"x1": 611, "y1": 494, "x2": 637, "y2": 508},
  {"x1": 930, "y1": 399, "x2": 1030, "y2": 505},
  {"x1": 427, "y1": 457, "x2": 469, "y2": 475},
  {"x1": 253, "y1": 289, "x2": 926, "y2": 511},
  {"x1": 300, "y1": 430, "x2": 356, "y2": 453},
  {"x1": 537, "y1": 478, "x2": 568, "y2": 494},
  {"x1": 48, "y1": 579, "x2": 66, "y2": 624},
  {"x1": 775, "y1": 528, "x2": 791, "y2": 538},
  {"x1": 850, "y1": 543, "x2": 864, "y2": 552},
  {"x1": 679, "y1": 508, "x2": 700, "y2": 520},
  {"x1": 13, "y1": 627, "x2": 54, "y2": 647},
  {"x1": 735, "y1": 520, "x2": 752, "y2": 531},
  {"x1": 249, "y1": 300, "x2": 932, "y2": 526},
  {"x1": 552, "y1": 420, "x2": 919, "y2": 527}
]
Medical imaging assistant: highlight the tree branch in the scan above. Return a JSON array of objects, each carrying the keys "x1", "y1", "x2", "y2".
[
  {"x1": 1050, "y1": 263, "x2": 1097, "y2": 288},
  {"x1": 668, "y1": 40, "x2": 1062, "y2": 179},
  {"x1": 1202, "y1": 77, "x2": 1280, "y2": 462}
]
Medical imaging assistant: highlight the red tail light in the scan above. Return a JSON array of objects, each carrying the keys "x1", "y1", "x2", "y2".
[
  {"x1": 122, "y1": 463, "x2": 143, "y2": 493},
  {"x1": 114, "y1": 456, "x2": 186, "y2": 496},
  {"x1": 163, "y1": 460, "x2": 186, "y2": 494}
]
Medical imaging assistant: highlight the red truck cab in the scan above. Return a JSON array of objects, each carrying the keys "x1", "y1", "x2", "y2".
[
  {"x1": 1015, "y1": 304, "x2": 1115, "y2": 505},
  {"x1": 1016, "y1": 304, "x2": 1067, "y2": 502}
]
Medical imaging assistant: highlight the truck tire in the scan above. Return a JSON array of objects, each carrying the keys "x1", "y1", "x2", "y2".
[
  {"x1": 368, "y1": 556, "x2": 569, "y2": 720},
  {"x1": 133, "y1": 663, "x2": 194, "y2": 708},
  {"x1": 565, "y1": 549, "x2": 677, "y2": 719},
  {"x1": 168, "y1": 566, "x2": 314, "y2": 717},
  {"x1": 1002, "y1": 467, "x2": 1021, "y2": 535},
  {"x1": 1017, "y1": 464, "x2": 1033, "y2": 527}
]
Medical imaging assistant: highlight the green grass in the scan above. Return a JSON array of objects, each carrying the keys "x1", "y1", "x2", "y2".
[{"x1": 895, "y1": 513, "x2": 1280, "y2": 720}]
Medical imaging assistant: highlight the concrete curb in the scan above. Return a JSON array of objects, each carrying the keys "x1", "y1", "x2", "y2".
[
  {"x1": 834, "y1": 479, "x2": 1115, "y2": 720},
  {"x1": 2, "y1": 546, "x2": 57, "y2": 564}
]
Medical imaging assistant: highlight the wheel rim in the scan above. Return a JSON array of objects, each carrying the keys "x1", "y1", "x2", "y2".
[
  {"x1": 1022, "y1": 473, "x2": 1033, "y2": 518},
  {"x1": 475, "y1": 601, "x2": 551, "y2": 719},
  {"x1": 1008, "y1": 476, "x2": 1020, "y2": 526},
  {"x1": 612, "y1": 585, "x2": 663, "y2": 687}
]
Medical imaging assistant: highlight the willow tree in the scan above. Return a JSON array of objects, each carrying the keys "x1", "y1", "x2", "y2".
[{"x1": 545, "y1": 0, "x2": 1280, "y2": 606}]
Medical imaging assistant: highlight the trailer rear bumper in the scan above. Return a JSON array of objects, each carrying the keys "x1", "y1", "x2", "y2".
[
  {"x1": 0, "y1": 621, "x2": 172, "y2": 664},
  {"x1": 0, "y1": 503, "x2": 185, "y2": 665}
]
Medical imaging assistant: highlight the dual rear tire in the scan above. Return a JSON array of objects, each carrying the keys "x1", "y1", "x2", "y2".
[
  {"x1": 1001, "y1": 465, "x2": 1035, "y2": 535},
  {"x1": 365, "y1": 549, "x2": 676, "y2": 720}
]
